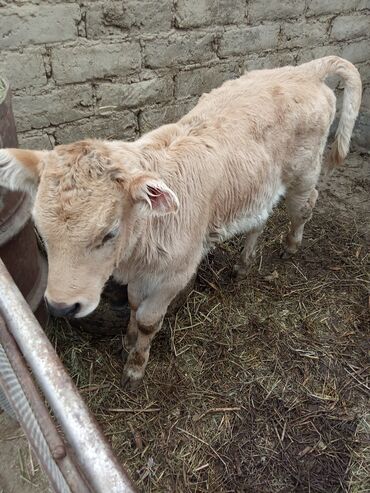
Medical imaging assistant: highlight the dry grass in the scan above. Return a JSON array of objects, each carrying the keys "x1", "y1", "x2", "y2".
[{"x1": 47, "y1": 154, "x2": 369, "y2": 493}]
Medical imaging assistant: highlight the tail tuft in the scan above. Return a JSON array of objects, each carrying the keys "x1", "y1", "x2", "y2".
[{"x1": 327, "y1": 139, "x2": 345, "y2": 169}]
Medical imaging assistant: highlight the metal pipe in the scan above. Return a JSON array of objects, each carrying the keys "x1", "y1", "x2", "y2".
[
  {"x1": 0, "y1": 317, "x2": 92, "y2": 493},
  {"x1": 0, "y1": 343, "x2": 72, "y2": 493},
  {"x1": 0, "y1": 385, "x2": 17, "y2": 418},
  {"x1": 0, "y1": 259, "x2": 137, "y2": 493}
]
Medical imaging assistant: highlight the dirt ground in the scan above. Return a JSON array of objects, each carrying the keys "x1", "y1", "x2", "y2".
[
  {"x1": 0, "y1": 412, "x2": 51, "y2": 493},
  {"x1": 0, "y1": 151, "x2": 369, "y2": 493}
]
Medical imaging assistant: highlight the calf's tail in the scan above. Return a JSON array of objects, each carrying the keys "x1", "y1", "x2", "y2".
[{"x1": 304, "y1": 56, "x2": 362, "y2": 168}]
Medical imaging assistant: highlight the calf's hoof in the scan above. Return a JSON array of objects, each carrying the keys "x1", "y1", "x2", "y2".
[
  {"x1": 121, "y1": 369, "x2": 142, "y2": 391},
  {"x1": 233, "y1": 263, "x2": 248, "y2": 280},
  {"x1": 280, "y1": 248, "x2": 296, "y2": 260}
]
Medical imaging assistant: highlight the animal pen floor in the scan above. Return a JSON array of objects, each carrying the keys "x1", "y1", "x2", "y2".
[{"x1": 0, "y1": 151, "x2": 369, "y2": 493}]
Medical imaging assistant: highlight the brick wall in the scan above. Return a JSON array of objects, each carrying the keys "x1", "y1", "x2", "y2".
[{"x1": 0, "y1": 0, "x2": 369, "y2": 150}]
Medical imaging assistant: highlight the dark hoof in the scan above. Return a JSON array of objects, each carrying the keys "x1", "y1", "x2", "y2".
[
  {"x1": 121, "y1": 371, "x2": 142, "y2": 391},
  {"x1": 232, "y1": 263, "x2": 248, "y2": 280},
  {"x1": 280, "y1": 249, "x2": 293, "y2": 260}
]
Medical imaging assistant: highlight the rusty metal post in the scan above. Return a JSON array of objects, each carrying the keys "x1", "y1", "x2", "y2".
[{"x1": 0, "y1": 258, "x2": 137, "y2": 493}]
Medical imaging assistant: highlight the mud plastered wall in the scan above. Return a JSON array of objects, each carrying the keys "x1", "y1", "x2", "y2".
[{"x1": 0, "y1": 0, "x2": 369, "y2": 150}]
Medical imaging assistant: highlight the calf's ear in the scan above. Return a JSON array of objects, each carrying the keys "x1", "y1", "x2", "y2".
[
  {"x1": 0, "y1": 148, "x2": 47, "y2": 195},
  {"x1": 129, "y1": 174, "x2": 179, "y2": 216}
]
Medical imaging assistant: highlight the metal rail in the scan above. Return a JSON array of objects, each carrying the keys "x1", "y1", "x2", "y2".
[
  {"x1": 0, "y1": 258, "x2": 137, "y2": 493},
  {"x1": 0, "y1": 340, "x2": 72, "y2": 493},
  {"x1": 0, "y1": 317, "x2": 92, "y2": 493}
]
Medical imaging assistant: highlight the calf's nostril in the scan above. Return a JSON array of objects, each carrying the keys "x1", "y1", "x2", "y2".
[
  {"x1": 71, "y1": 302, "x2": 81, "y2": 316},
  {"x1": 46, "y1": 300, "x2": 81, "y2": 318}
]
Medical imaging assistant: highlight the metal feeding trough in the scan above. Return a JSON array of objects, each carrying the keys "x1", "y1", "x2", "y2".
[{"x1": 0, "y1": 79, "x2": 137, "y2": 492}]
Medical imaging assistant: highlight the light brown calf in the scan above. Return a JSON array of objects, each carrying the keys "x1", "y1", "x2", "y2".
[{"x1": 0, "y1": 56, "x2": 361, "y2": 389}]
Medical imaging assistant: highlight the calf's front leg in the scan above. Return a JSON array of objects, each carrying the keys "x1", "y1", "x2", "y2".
[
  {"x1": 121, "y1": 314, "x2": 164, "y2": 390},
  {"x1": 121, "y1": 273, "x2": 194, "y2": 390},
  {"x1": 122, "y1": 308, "x2": 138, "y2": 351}
]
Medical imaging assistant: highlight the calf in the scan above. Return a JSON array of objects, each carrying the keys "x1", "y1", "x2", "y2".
[{"x1": 0, "y1": 56, "x2": 361, "y2": 389}]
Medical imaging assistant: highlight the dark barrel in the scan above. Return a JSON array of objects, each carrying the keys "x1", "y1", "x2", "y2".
[{"x1": 0, "y1": 78, "x2": 47, "y2": 324}]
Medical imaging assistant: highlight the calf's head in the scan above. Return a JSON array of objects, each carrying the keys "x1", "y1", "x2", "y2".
[{"x1": 0, "y1": 140, "x2": 179, "y2": 318}]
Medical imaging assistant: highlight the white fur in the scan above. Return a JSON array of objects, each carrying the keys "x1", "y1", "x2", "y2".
[
  {"x1": 0, "y1": 149, "x2": 37, "y2": 196},
  {"x1": 208, "y1": 185, "x2": 286, "y2": 244}
]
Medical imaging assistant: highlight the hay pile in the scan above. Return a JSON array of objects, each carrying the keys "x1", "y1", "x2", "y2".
[{"x1": 48, "y1": 153, "x2": 369, "y2": 493}]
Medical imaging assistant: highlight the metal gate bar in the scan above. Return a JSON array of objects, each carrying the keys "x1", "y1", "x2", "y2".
[
  {"x1": 0, "y1": 258, "x2": 137, "y2": 493},
  {"x1": 0, "y1": 316, "x2": 91, "y2": 493},
  {"x1": 0, "y1": 342, "x2": 72, "y2": 493}
]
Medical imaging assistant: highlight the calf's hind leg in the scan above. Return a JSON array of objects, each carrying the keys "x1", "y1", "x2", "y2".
[
  {"x1": 234, "y1": 225, "x2": 265, "y2": 279},
  {"x1": 283, "y1": 187, "x2": 318, "y2": 258}
]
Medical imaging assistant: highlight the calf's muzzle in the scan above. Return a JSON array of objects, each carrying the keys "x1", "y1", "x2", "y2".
[{"x1": 46, "y1": 299, "x2": 81, "y2": 318}]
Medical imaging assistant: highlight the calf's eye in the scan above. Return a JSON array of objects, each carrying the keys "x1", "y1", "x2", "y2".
[{"x1": 101, "y1": 227, "x2": 119, "y2": 246}]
